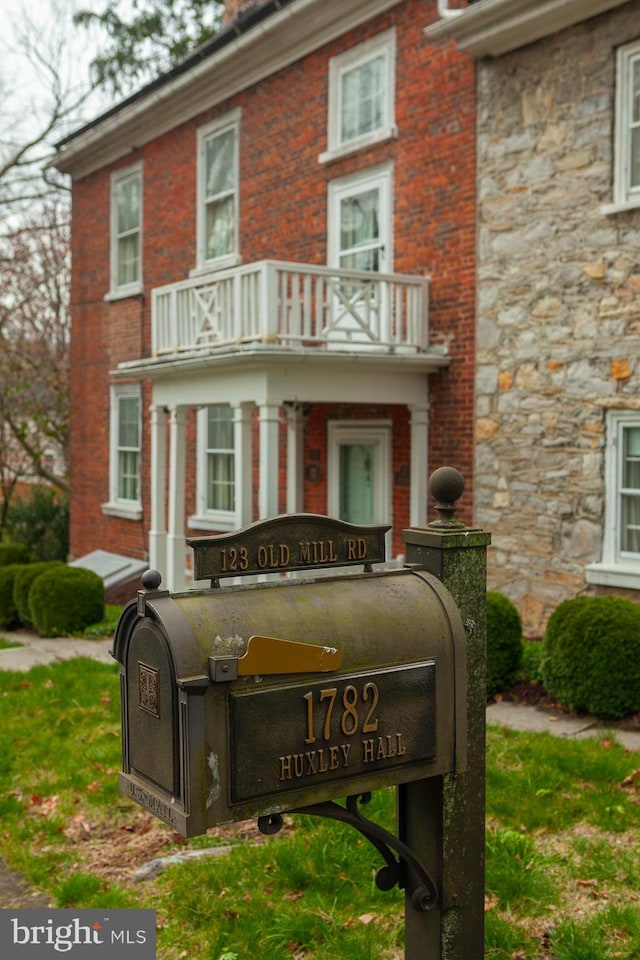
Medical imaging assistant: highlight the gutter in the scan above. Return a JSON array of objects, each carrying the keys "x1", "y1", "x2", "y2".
[
  {"x1": 54, "y1": 0, "x2": 403, "y2": 177},
  {"x1": 424, "y1": 0, "x2": 632, "y2": 57},
  {"x1": 55, "y1": 0, "x2": 297, "y2": 152}
]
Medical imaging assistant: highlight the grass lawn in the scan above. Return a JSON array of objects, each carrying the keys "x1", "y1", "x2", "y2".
[{"x1": 0, "y1": 658, "x2": 639, "y2": 959}]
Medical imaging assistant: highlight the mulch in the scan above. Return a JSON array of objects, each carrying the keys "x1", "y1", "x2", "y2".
[{"x1": 498, "y1": 679, "x2": 640, "y2": 733}]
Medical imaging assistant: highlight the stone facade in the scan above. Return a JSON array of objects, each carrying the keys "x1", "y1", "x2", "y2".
[{"x1": 474, "y1": 1, "x2": 640, "y2": 634}]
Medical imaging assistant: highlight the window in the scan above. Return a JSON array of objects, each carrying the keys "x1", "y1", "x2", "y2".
[
  {"x1": 110, "y1": 164, "x2": 142, "y2": 295},
  {"x1": 586, "y1": 411, "x2": 640, "y2": 588},
  {"x1": 322, "y1": 30, "x2": 396, "y2": 162},
  {"x1": 197, "y1": 111, "x2": 240, "y2": 270},
  {"x1": 205, "y1": 406, "x2": 235, "y2": 512},
  {"x1": 327, "y1": 164, "x2": 393, "y2": 345},
  {"x1": 103, "y1": 386, "x2": 142, "y2": 519},
  {"x1": 192, "y1": 405, "x2": 237, "y2": 530},
  {"x1": 607, "y1": 41, "x2": 640, "y2": 211}
]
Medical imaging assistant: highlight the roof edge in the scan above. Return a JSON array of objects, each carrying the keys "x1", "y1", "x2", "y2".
[
  {"x1": 55, "y1": 0, "x2": 403, "y2": 178},
  {"x1": 424, "y1": 0, "x2": 632, "y2": 57}
]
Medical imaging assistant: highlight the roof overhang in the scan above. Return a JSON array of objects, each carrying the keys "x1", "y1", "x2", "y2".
[
  {"x1": 112, "y1": 347, "x2": 450, "y2": 408},
  {"x1": 55, "y1": 0, "x2": 403, "y2": 179},
  {"x1": 112, "y1": 344, "x2": 451, "y2": 382},
  {"x1": 424, "y1": 0, "x2": 631, "y2": 57}
]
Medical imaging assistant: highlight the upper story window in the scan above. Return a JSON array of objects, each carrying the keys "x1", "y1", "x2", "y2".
[
  {"x1": 102, "y1": 385, "x2": 142, "y2": 520},
  {"x1": 586, "y1": 410, "x2": 640, "y2": 589},
  {"x1": 606, "y1": 40, "x2": 640, "y2": 213},
  {"x1": 110, "y1": 163, "x2": 142, "y2": 297},
  {"x1": 321, "y1": 29, "x2": 396, "y2": 163},
  {"x1": 197, "y1": 110, "x2": 240, "y2": 271}
]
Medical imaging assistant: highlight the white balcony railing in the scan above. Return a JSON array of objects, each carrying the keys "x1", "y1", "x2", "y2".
[{"x1": 151, "y1": 260, "x2": 430, "y2": 358}]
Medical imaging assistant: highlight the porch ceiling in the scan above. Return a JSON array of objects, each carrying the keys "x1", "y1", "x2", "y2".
[{"x1": 113, "y1": 346, "x2": 449, "y2": 408}]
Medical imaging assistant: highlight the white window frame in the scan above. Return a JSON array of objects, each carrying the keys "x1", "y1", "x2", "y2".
[
  {"x1": 102, "y1": 384, "x2": 142, "y2": 520},
  {"x1": 320, "y1": 29, "x2": 397, "y2": 163},
  {"x1": 108, "y1": 162, "x2": 143, "y2": 299},
  {"x1": 603, "y1": 40, "x2": 640, "y2": 215},
  {"x1": 586, "y1": 410, "x2": 640, "y2": 588},
  {"x1": 327, "y1": 163, "x2": 394, "y2": 272},
  {"x1": 327, "y1": 421, "x2": 392, "y2": 555},
  {"x1": 195, "y1": 109, "x2": 241, "y2": 274},
  {"x1": 191, "y1": 405, "x2": 237, "y2": 531}
]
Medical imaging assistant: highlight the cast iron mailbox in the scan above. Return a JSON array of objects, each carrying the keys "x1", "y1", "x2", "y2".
[{"x1": 113, "y1": 515, "x2": 466, "y2": 843}]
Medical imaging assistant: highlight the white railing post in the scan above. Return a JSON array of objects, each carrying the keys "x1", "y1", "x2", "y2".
[
  {"x1": 260, "y1": 261, "x2": 279, "y2": 342},
  {"x1": 150, "y1": 263, "x2": 430, "y2": 355}
]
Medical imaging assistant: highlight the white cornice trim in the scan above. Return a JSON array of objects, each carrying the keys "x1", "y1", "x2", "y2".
[
  {"x1": 55, "y1": 0, "x2": 402, "y2": 179},
  {"x1": 424, "y1": 0, "x2": 631, "y2": 58}
]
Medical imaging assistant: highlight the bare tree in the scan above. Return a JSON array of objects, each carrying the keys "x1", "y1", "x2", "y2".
[
  {"x1": 0, "y1": 200, "x2": 70, "y2": 496},
  {"x1": 0, "y1": 2, "x2": 95, "y2": 523},
  {"x1": 0, "y1": 0, "x2": 96, "y2": 224}
]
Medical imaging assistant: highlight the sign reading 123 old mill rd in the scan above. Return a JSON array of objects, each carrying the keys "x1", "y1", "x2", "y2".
[{"x1": 0, "y1": 910, "x2": 156, "y2": 958}]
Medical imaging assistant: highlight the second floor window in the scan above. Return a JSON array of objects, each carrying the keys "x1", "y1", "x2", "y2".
[
  {"x1": 111, "y1": 165, "x2": 142, "y2": 293},
  {"x1": 197, "y1": 111, "x2": 240, "y2": 269}
]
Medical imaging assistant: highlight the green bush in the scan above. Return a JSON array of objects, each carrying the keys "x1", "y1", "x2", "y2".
[
  {"x1": 0, "y1": 565, "x2": 27, "y2": 629},
  {"x1": 0, "y1": 543, "x2": 30, "y2": 567},
  {"x1": 486, "y1": 591, "x2": 523, "y2": 699},
  {"x1": 29, "y1": 567, "x2": 105, "y2": 638},
  {"x1": 13, "y1": 562, "x2": 64, "y2": 627},
  {"x1": 4, "y1": 488, "x2": 69, "y2": 562},
  {"x1": 521, "y1": 640, "x2": 544, "y2": 684},
  {"x1": 541, "y1": 595, "x2": 640, "y2": 719}
]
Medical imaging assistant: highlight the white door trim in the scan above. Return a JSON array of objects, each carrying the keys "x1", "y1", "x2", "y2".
[{"x1": 327, "y1": 420, "x2": 392, "y2": 554}]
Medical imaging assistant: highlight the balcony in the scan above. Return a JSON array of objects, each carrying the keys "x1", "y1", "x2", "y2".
[{"x1": 151, "y1": 260, "x2": 431, "y2": 360}]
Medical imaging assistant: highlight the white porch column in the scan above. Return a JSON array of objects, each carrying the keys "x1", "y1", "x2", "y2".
[
  {"x1": 285, "y1": 403, "x2": 304, "y2": 513},
  {"x1": 258, "y1": 403, "x2": 280, "y2": 519},
  {"x1": 148, "y1": 404, "x2": 168, "y2": 577},
  {"x1": 409, "y1": 403, "x2": 429, "y2": 528},
  {"x1": 233, "y1": 401, "x2": 253, "y2": 526},
  {"x1": 166, "y1": 405, "x2": 187, "y2": 592}
]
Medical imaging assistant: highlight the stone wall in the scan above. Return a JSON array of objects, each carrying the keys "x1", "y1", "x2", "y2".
[{"x1": 475, "y1": 0, "x2": 640, "y2": 635}]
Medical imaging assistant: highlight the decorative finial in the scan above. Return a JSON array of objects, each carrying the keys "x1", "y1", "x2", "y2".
[
  {"x1": 428, "y1": 466, "x2": 465, "y2": 528},
  {"x1": 141, "y1": 569, "x2": 163, "y2": 591}
]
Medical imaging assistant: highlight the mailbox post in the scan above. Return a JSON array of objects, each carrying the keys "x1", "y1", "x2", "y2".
[
  {"x1": 113, "y1": 467, "x2": 488, "y2": 960},
  {"x1": 403, "y1": 466, "x2": 490, "y2": 959}
]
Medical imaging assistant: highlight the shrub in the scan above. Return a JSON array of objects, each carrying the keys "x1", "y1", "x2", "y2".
[
  {"x1": 486, "y1": 591, "x2": 523, "y2": 699},
  {"x1": 521, "y1": 640, "x2": 544, "y2": 684},
  {"x1": 4, "y1": 488, "x2": 69, "y2": 562},
  {"x1": 0, "y1": 543, "x2": 30, "y2": 567},
  {"x1": 29, "y1": 567, "x2": 105, "y2": 638},
  {"x1": 541, "y1": 595, "x2": 640, "y2": 720},
  {"x1": 13, "y1": 562, "x2": 64, "y2": 627},
  {"x1": 0, "y1": 565, "x2": 27, "y2": 629}
]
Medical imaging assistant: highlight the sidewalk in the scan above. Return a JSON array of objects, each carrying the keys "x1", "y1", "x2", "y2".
[
  {"x1": 487, "y1": 700, "x2": 640, "y2": 753},
  {"x1": 0, "y1": 630, "x2": 114, "y2": 671},
  {"x1": 1, "y1": 629, "x2": 639, "y2": 752}
]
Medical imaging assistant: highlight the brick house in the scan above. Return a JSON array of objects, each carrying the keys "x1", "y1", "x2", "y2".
[
  {"x1": 429, "y1": 0, "x2": 640, "y2": 633},
  {"x1": 54, "y1": 0, "x2": 476, "y2": 592}
]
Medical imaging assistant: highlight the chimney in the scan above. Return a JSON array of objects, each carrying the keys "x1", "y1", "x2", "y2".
[{"x1": 222, "y1": 0, "x2": 268, "y2": 24}]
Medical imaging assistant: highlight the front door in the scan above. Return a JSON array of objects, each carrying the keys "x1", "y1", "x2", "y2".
[{"x1": 328, "y1": 422, "x2": 392, "y2": 549}]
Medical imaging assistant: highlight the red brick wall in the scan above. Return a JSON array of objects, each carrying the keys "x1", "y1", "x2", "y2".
[{"x1": 69, "y1": 0, "x2": 476, "y2": 559}]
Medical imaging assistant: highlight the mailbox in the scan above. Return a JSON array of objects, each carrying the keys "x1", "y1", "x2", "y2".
[{"x1": 112, "y1": 515, "x2": 466, "y2": 839}]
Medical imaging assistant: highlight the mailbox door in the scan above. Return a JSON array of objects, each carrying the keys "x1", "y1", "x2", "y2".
[{"x1": 126, "y1": 619, "x2": 179, "y2": 796}]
